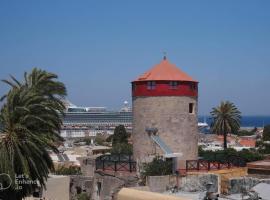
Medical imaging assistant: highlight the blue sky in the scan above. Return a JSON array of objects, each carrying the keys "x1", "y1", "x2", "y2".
[{"x1": 0, "y1": 0, "x2": 269, "y2": 115}]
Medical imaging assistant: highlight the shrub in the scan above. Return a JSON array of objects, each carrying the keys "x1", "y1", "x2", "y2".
[
  {"x1": 110, "y1": 143, "x2": 133, "y2": 155},
  {"x1": 257, "y1": 142, "x2": 270, "y2": 154},
  {"x1": 77, "y1": 193, "x2": 90, "y2": 200},
  {"x1": 256, "y1": 125, "x2": 270, "y2": 154},
  {"x1": 237, "y1": 130, "x2": 255, "y2": 136},
  {"x1": 263, "y1": 125, "x2": 270, "y2": 141},
  {"x1": 95, "y1": 135, "x2": 105, "y2": 146},
  {"x1": 199, "y1": 148, "x2": 264, "y2": 162},
  {"x1": 141, "y1": 156, "x2": 172, "y2": 177},
  {"x1": 237, "y1": 149, "x2": 264, "y2": 162},
  {"x1": 55, "y1": 166, "x2": 81, "y2": 175},
  {"x1": 83, "y1": 137, "x2": 92, "y2": 145}
]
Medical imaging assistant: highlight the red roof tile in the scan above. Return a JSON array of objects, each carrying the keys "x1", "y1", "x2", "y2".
[
  {"x1": 133, "y1": 58, "x2": 198, "y2": 82},
  {"x1": 239, "y1": 139, "x2": 256, "y2": 147}
]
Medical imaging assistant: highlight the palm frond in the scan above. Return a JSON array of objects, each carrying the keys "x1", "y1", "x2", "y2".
[{"x1": 210, "y1": 101, "x2": 241, "y2": 149}]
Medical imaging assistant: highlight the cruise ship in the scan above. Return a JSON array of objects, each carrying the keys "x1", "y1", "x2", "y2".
[{"x1": 61, "y1": 100, "x2": 132, "y2": 138}]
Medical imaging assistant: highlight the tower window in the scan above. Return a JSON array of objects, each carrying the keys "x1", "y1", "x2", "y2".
[
  {"x1": 169, "y1": 81, "x2": 178, "y2": 89},
  {"x1": 147, "y1": 81, "x2": 156, "y2": 90},
  {"x1": 190, "y1": 83, "x2": 197, "y2": 91},
  {"x1": 189, "y1": 103, "x2": 194, "y2": 114}
]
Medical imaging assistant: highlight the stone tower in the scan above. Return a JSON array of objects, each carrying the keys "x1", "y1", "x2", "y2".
[{"x1": 132, "y1": 57, "x2": 199, "y2": 167}]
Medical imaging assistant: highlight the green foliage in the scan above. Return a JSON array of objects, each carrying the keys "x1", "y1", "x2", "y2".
[
  {"x1": 263, "y1": 143, "x2": 270, "y2": 154},
  {"x1": 238, "y1": 149, "x2": 264, "y2": 162},
  {"x1": 112, "y1": 125, "x2": 128, "y2": 145},
  {"x1": 0, "y1": 68, "x2": 66, "y2": 199},
  {"x1": 55, "y1": 166, "x2": 81, "y2": 175},
  {"x1": 76, "y1": 192, "x2": 90, "y2": 200},
  {"x1": 95, "y1": 135, "x2": 106, "y2": 146},
  {"x1": 198, "y1": 145, "x2": 204, "y2": 156},
  {"x1": 263, "y1": 125, "x2": 270, "y2": 141},
  {"x1": 199, "y1": 148, "x2": 264, "y2": 162},
  {"x1": 110, "y1": 143, "x2": 133, "y2": 155},
  {"x1": 141, "y1": 157, "x2": 172, "y2": 177},
  {"x1": 106, "y1": 134, "x2": 113, "y2": 142},
  {"x1": 83, "y1": 137, "x2": 92, "y2": 145},
  {"x1": 199, "y1": 148, "x2": 237, "y2": 162},
  {"x1": 109, "y1": 125, "x2": 132, "y2": 154},
  {"x1": 257, "y1": 140, "x2": 270, "y2": 154},
  {"x1": 255, "y1": 125, "x2": 270, "y2": 154},
  {"x1": 237, "y1": 130, "x2": 255, "y2": 136},
  {"x1": 211, "y1": 101, "x2": 241, "y2": 149}
]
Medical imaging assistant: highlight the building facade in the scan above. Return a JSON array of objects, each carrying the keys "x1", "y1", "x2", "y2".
[{"x1": 132, "y1": 57, "x2": 199, "y2": 166}]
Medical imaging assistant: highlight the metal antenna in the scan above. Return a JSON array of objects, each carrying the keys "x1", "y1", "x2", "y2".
[{"x1": 163, "y1": 51, "x2": 167, "y2": 60}]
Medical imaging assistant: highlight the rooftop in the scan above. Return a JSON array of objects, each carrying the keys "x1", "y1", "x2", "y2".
[{"x1": 133, "y1": 57, "x2": 197, "y2": 82}]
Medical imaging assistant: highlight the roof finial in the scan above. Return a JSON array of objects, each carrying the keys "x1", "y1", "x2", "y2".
[{"x1": 163, "y1": 51, "x2": 167, "y2": 60}]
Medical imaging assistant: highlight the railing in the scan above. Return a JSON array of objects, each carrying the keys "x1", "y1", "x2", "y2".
[
  {"x1": 186, "y1": 155, "x2": 246, "y2": 172},
  {"x1": 95, "y1": 154, "x2": 136, "y2": 172},
  {"x1": 150, "y1": 135, "x2": 173, "y2": 154}
]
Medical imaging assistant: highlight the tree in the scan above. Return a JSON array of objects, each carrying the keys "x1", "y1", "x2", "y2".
[
  {"x1": 110, "y1": 143, "x2": 133, "y2": 155},
  {"x1": 263, "y1": 125, "x2": 270, "y2": 141},
  {"x1": 257, "y1": 125, "x2": 270, "y2": 154},
  {"x1": 109, "y1": 125, "x2": 132, "y2": 154},
  {"x1": 0, "y1": 68, "x2": 66, "y2": 199},
  {"x1": 112, "y1": 125, "x2": 129, "y2": 146},
  {"x1": 210, "y1": 101, "x2": 241, "y2": 149}
]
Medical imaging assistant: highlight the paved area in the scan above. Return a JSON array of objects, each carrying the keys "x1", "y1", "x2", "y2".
[{"x1": 164, "y1": 189, "x2": 270, "y2": 200}]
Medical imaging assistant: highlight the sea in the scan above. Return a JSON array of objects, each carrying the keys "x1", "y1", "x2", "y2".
[{"x1": 198, "y1": 116, "x2": 270, "y2": 128}]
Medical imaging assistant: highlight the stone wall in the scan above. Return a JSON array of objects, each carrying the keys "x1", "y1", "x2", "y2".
[
  {"x1": 228, "y1": 177, "x2": 270, "y2": 194},
  {"x1": 76, "y1": 155, "x2": 139, "y2": 200},
  {"x1": 146, "y1": 175, "x2": 175, "y2": 192},
  {"x1": 180, "y1": 174, "x2": 218, "y2": 193},
  {"x1": 78, "y1": 156, "x2": 98, "y2": 177},
  {"x1": 42, "y1": 175, "x2": 70, "y2": 200},
  {"x1": 132, "y1": 96, "x2": 198, "y2": 167},
  {"x1": 92, "y1": 172, "x2": 125, "y2": 200},
  {"x1": 117, "y1": 188, "x2": 190, "y2": 200},
  {"x1": 146, "y1": 174, "x2": 218, "y2": 193},
  {"x1": 209, "y1": 168, "x2": 248, "y2": 194},
  {"x1": 69, "y1": 172, "x2": 139, "y2": 200},
  {"x1": 92, "y1": 172, "x2": 139, "y2": 200},
  {"x1": 70, "y1": 175, "x2": 94, "y2": 200}
]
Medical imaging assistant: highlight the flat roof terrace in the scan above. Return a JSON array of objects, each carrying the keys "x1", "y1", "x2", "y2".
[{"x1": 247, "y1": 159, "x2": 270, "y2": 176}]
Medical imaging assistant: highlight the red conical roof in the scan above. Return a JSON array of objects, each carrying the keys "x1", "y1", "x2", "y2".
[{"x1": 133, "y1": 58, "x2": 198, "y2": 82}]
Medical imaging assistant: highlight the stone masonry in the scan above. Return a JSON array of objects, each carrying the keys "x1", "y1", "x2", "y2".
[{"x1": 132, "y1": 96, "x2": 198, "y2": 166}]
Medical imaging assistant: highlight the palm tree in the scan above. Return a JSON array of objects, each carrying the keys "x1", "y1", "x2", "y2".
[
  {"x1": 210, "y1": 101, "x2": 241, "y2": 149},
  {"x1": 0, "y1": 68, "x2": 66, "y2": 199}
]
